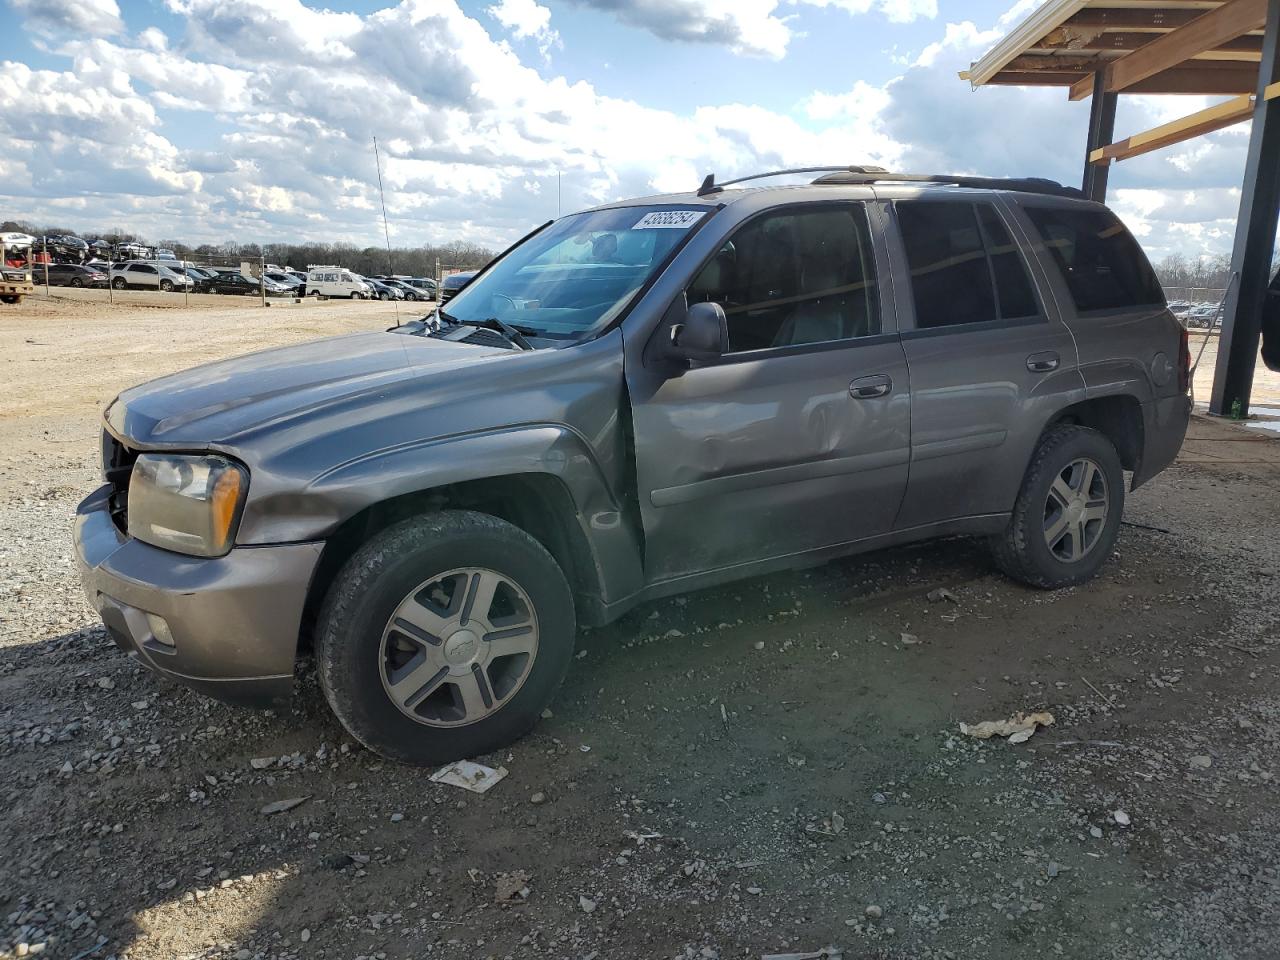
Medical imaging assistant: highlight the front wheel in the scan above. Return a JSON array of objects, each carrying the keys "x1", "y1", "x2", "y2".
[
  {"x1": 70, "y1": 277, "x2": 83, "y2": 288},
  {"x1": 991, "y1": 425, "x2": 1124, "y2": 589},
  {"x1": 0, "y1": 295, "x2": 18, "y2": 305},
  {"x1": 111, "y1": 278, "x2": 126, "y2": 290},
  {"x1": 159, "y1": 279, "x2": 174, "y2": 292},
  {"x1": 379, "y1": 291, "x2": 391, "y2": 301},
  {"x1": 316, "y1": 511, "x2": 575, "y2": 765}
]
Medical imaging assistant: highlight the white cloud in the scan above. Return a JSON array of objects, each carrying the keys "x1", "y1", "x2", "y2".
[
  {"x1": 569, "y1": 0, "x2": 936, "y2": 60},
  {"x1": 0, "y1": 0, "x2": 1251, "y2": 261},
  {"x1": 487, "y1": 0, "x2": 560, "y2": 56},
  {"x1": 10, "y1": 0, "x2": 123, "y2": 38}
]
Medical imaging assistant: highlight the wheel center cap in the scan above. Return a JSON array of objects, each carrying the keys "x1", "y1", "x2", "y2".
[
  {"x1": 444, "y1": 628, "x2": 481, "y2": 664},
  {"x1": 1066, "y1": 500, "x2": 1085, "y2": 521}
]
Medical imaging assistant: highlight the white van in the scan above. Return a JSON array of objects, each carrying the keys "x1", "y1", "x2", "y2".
[{"x1": 306, "y1": 265, "x2": 371, "y2": 299}]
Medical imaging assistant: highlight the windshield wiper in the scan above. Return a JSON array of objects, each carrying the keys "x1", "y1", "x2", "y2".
[
  {"x1": 464, "y1": 316, "x2": 535, "y2": 351},
  {"x1": 432, "y1": 309, "x2": 536, "y2": 350}
]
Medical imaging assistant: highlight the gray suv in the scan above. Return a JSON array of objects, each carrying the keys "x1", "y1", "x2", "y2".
[{"x1": 74, "y1": 167, "x2": 1191, "y2": 765}]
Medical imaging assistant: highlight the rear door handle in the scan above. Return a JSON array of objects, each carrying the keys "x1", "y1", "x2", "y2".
[
  {"x1": 849, "y1": 374, "x2": 892, "y2": 399},
  {"x1": 1027, "y1": 352, "x2": 1060, "y2": 373}
]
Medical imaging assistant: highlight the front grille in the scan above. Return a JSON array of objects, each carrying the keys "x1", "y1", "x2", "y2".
[{"x1": 102, "y1": 430, "x2": 137, "y2": 534}]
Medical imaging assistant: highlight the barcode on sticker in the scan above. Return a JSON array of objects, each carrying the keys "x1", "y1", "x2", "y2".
[{"x1": 632, "y1": 210, "x2": 704, "y2": 230}]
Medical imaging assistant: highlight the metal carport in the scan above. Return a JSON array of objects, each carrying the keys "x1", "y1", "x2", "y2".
[{"x1": 962, "y1": 0, "x2": 1280, "y2": 417}]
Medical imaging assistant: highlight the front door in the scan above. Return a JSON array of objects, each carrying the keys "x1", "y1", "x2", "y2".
[
  {"x1": 886, "y1": 197, "x2": 1084, "y2": 528},
  {"x1": 627, "y1": 202, "x2": 912, "y2": 583}
]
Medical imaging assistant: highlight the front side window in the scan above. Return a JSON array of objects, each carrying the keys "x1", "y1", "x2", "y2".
[
  {"x1": 686, "y1": 205, "x2": 881, "y2": 352},
  {"x1": 443, "y1": 205, "x2": 709, "y2": 342},
  {"x1": 1023, "y1": 205, "x2": 1164, "y2": 312},
  {"x1": 132, "y1": 264, "x2": 157, "y2": 274}
]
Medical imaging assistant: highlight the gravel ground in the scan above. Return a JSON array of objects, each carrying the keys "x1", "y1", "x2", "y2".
[{"x1": 1, "y1": 293, "x2": 1278, "y2": 960}]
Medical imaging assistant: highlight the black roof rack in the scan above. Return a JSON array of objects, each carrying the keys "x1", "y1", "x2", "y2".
[{"x1": 697, "y1": 165, "x2": 1083, "y2": 199}]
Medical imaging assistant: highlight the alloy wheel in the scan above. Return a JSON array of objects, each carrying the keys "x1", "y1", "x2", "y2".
[
  {"x1": 379, "y1": 567, "x2": 540, "y2": 727},
  {"x1": 1043, "y1": 457, "x2": 1108, "y2": 563}
]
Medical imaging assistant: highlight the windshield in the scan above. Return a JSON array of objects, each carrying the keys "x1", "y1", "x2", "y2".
[{"x1": 442, "y1": 205, "x2": 709, "y2": 341}]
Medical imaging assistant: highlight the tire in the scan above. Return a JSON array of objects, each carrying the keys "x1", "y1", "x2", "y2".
[
  {"x1": 159, "y1": 279, "x2": 174, "y2": 292},
  {"x1": 0, "y1": 295, "x2": 17, "y2": 305},
  {"x1": 70, "y1": 278, "x2": 83, "y2": 288},
  {"x1": 111, "y1": 277, "x2": 126, "y2": 290},
  {"x1": 405, "y1": 292, "x2": 418, "y2": 301},
  {"x1": 991, "y1": 425, "x2": 1124, "y2": 589},
  {"x1": 316, "y1": 510, "x2": 576, "y2": 765},
  {"x1": 380, "y1": 291, "x2": 391, "y2": 301}
]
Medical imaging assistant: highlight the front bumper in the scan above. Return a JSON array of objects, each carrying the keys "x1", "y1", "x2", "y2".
[
  {"x1": 74, "y1": 484, "x2": 323, "y2": 707},
  {"x1": 2, "y1": 279, "x2": 35, "y2": 297}
]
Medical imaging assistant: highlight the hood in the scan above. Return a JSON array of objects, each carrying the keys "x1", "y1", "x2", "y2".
[{"x1": 107, "y1": 331, "x2": 509, "y2": 446}]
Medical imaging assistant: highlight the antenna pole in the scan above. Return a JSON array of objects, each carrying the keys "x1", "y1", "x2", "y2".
[{"x1": 373, "y1": 136, "x2": 399, "y2": 326}]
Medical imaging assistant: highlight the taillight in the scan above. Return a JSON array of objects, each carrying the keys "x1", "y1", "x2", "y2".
[{"x1": 1177, "y1": 326, "x2": 1190, "y2": 393}]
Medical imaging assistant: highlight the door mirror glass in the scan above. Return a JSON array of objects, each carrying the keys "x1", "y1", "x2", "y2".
[{"x1": 669, "y1": 301, "x2": 728, "y2": 361}]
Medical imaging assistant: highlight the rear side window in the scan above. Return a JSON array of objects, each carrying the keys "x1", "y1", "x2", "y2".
[
  {"x1": 1023, "y1": 205, "x2": 1164, "y2": 312},
  {"x1": 895, "y1": 200, "x2": 1041, "y2": 330}
]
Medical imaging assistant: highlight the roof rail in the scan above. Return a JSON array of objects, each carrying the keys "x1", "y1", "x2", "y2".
[
  {"x1": 698, "y1": 166, "x2": 883, "y2": 196},
  {"x1": 696, "y1": 165, "x2": 1083, "y2": 199}
]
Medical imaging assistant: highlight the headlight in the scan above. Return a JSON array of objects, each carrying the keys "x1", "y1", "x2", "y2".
[{"x1": 128, "y1": 454, "x2": 248, "y2": 557}]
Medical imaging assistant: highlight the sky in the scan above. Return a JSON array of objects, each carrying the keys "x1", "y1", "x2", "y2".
[{"x1": 0, "y1": 0, "x2": 1259, "y2": 261}]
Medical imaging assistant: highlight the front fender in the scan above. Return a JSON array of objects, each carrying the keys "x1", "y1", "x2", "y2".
[{"x1": 236, "y1": 424, "x2": 645, "y2": 608}]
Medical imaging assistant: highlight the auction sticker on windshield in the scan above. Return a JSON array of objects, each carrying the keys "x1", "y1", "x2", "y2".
[{"x1": 632, "y1": 210, "x2": 705, "y2": 230}]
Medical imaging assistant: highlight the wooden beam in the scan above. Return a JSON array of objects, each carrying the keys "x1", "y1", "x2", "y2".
[
  {"x1": 1105, "y1": 0, "x2": 1268, "y2": 94},
  {"x1": 1267, "y1": 79, "x2": 1280, "y2": 100},
  {"x1": 1088, "y1": 94, "x2": 1254, "y2": 164},
  {"x1": 1070, "y1": 61, "x2": 1261, "y2": 99},
  {"x1": 1037, "y1": 32, "x2": 1265, "y2": 57},
  {"x1": 1126, "y1": 62, "x2": 1261, "y2": 95},
  {"x1": 986, "y1": 71, "x2": 1092, "y2": 87},
  {"x1": 1065, "y1": 9, "x2": 1205, "y2": 32}
]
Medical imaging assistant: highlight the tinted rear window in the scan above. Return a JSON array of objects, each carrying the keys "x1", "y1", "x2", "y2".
[{"x1": 1023, "y1": 206, "x2": 1164, "y2": 312}]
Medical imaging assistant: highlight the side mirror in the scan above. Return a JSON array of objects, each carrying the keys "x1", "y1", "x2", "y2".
[{"x1": 668, "y1": 301, "x2": 728, "y2": 361}]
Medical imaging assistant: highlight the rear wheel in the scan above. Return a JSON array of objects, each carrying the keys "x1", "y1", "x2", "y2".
[
  {"x1": 316, "y1": 511, "x2": 575, "y2": 765},
  {"x1": 379, "y1": 291, "x2": 391, "y2": 301},
  {"x1": 991, "y1": 425, "x2": 1124, "y2": 589},
  {"x1": 111, "y1": 277, "x2": 126, "y2": 290},
  {"x1": 70, "y1": 277, "x2": 83, "y2": 288}
]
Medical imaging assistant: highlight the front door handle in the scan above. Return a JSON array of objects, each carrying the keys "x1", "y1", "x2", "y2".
[
  {"x1": 849, "y1": 374, "x2": 892, "y2": 399},
  {"x1": 1027, "y1": 352, "x2": 1060, "y2": 373}
]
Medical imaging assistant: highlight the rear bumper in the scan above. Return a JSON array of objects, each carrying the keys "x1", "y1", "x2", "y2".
[
  {"x1": 73, "y1": 484, "x2": 323, "y2": 707},
  {"x1": 1133, "y1": 394, "x2": 1192, "y2": 489}
]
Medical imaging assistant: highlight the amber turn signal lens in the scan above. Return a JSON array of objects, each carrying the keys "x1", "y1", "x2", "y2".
[{"x1": 210, "y1": 466, "x2": 244, "y2": 551}]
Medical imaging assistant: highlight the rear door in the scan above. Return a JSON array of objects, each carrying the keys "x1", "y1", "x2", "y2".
[
  {"x1": 887, "y1": 196, "x2": 1085, "y2": 529},
  {"x1": 628, "y1": 201, "x2": 912, "y2": 582}
]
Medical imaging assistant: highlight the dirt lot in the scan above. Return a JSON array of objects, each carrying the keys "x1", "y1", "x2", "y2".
[{"x1": 2, "y1": 291, "x2": 1279, "y2": 960}]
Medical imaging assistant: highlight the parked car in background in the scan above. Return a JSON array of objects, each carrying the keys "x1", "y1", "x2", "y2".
[
  {"x1": 261, "y1": 275, "x2": 297, "y2": 297},
  {"x1": 306, "y1": 266, "x2": 369, "y2": 299},
  {"x1": 1186, "y1": 304, "x2": 1222, "y2": 329},
  {"x1": 361, "y1": 277, "x2": 403, "y2": 301},
  {"x1": 35, "y1": 262, "x2": 108, "y2": 288},
  {"x1": 109, "y1": 261, "x2": 194, "y2": 292},
  {"x1": 376, "y1": 278, "x2": 426, "y2": 301},
  {"x1": 204, "y1": 272, "x2": 261, "y2": 296},
  {"x1": 437, "y1": 271, "x2": 474, "y2": 304},
  {"x1": 407, "y1": 278, "x2": 438, "y2": 300},
  {"x1": 184, "y1": 266, "x2": 218, "y2": 292},
  {"x1": 74, "y1": 168, "x2": 1191, "y2": 765},
  {"x1": 265, "y1": 270, "x2": 303, "y2": 293}
]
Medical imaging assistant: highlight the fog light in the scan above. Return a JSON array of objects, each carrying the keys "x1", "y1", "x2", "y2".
[{"x1": 146, "y1": 613, "x2": 175, "y2": 647}]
